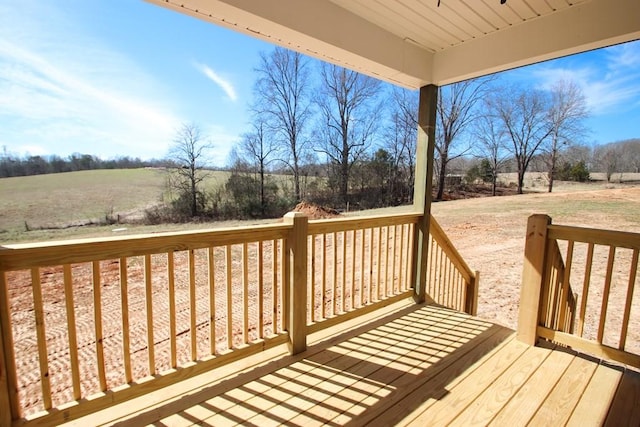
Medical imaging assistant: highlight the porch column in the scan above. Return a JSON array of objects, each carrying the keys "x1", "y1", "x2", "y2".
[{"x1": 412, "y1": 84, "x2": 438, "y2": 303}]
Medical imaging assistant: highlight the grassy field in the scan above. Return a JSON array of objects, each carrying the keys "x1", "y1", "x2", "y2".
[{"x1": 1, "y1": 168, "x2": 639, "y2": 244}]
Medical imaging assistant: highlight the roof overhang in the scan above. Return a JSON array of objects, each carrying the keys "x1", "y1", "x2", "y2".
[{"x1": 147, "y1": 0, "x2": 640, "y2": 88}]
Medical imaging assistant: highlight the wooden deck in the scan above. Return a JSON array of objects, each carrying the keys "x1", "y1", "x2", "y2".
[{"x1": 66, "y1": 301, "x2": 640, "y2": 427}]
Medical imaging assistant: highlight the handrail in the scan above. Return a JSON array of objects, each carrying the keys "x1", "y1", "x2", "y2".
[
  {"x1": 429, "y1": 215, "x2": 474, "y2": 284},
  {"x1": 518, "y1": 214, "x2": 639, "y2": 369}
]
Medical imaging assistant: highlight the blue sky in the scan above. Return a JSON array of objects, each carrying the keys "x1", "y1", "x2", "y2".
[{"x1": 1, "y1": 1, "x2": 639, "y2": 166}]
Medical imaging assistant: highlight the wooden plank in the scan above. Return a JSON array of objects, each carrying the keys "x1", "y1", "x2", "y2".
[
  {"x1": 92, "y1": 261, "x2": 107, "y2": 391},
  {"x1": 604, "y1": 369, "x2": 640, "y2": 426},
  {"x1": 528, "y1": 354, "x2": 599, "y2": 425},
  {"x1": 577, "y1": 242, "x2": 594, "y2": 337},
  {"x1": 189, "y1": 249, "x2": 197, "y2": 361},
  {"x1": 0, "y1": 225, "x2": 291, "y2": 271},
  {"x1": 619, "y1": 248, "x2": 638, "y2": 350},
  {"x1": 566, "y1": 362, "x2": 624, "y2": 426},
  {"x1": 598, "y1": 246, "x2": 616, "y2": 343},
  {"x1": 548, "y1": 225, "x2": 640, "y2": 250},
  {"x1": 447, "y1": 344, "x2": 552, "y2": 426},
  {"x1": 208, "y1": 247, "x2": 216, "y2": 355},
  {"x1": 31, "y1": 268, "x2": 53, "y2": 409},
  {"x1": 119, "y1": 258, "x2": 133, "y2": 382},
  {"x1": 144, "y1": 255, "x2": 155, "y2": 375},
  {"x1": 63, "y1": 264, "x2": 81, "y2": 399},
  {"x1": 490, "y1": 346, "x2": 574, "y2": 425},
  {"x1": 168, "y1": 251, "x2": 177, "y2": 367},
  {"x1": 517, "y1": 214, "x2": 551, "y2": 345}
]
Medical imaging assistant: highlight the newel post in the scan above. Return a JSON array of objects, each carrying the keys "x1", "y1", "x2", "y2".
[
  {"x1": 517, "y1": 214, "x2": 551, "y2": 345},
  {"x1": 284, "y1": 212, "x2": 308, "y2": 355}
]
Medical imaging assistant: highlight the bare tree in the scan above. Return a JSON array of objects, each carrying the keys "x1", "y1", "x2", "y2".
[
  {"x1": 167, "y1": 123, "x2": 212, "y2": 217},
  {"x1": 385, "y1": 88, "x2": 418, "y2": 203},
  {"x1": 544, "y1": 80, "x2": 589, "y2": 192},
  {"x1": 435, "y1": 77, "x2": 494, "y2": 200},
  {"x1": 253, "y1": 47, "x2": 312, "y2": 202},
  {"x1": 238, "y1": 120, "x2": 278, "y2": 216},
  {"x1": 473, "y1": 108, "x2": 509, "y2": 196},
  {"x1": 488, "y1": 86, "x2": 552, "y2": 194},
  {"x1": 315, "y1": 64, "x2": 383, "y2": 207}
]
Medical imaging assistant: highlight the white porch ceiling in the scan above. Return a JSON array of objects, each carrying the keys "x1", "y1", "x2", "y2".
[{"x1": 148, "y1": 0, "x2": 640, "y2": 88}]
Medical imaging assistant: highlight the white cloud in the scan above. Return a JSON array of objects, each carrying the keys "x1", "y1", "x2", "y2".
[
  {"x1": 194, "y1": 62, "x2": 238, "y2": 102},
  {"x1": 0, "y1": 2, "x2": 183, "y2": 159},
  {"x1": 527, "y1": 41, "x2": 640, "y2": 115}
]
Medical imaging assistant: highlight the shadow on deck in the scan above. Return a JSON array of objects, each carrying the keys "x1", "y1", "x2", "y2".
[{"x1": 70, "y1": 301, "x2": 639, "y2": 427}]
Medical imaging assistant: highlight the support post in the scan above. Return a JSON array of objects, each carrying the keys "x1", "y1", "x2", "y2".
[
  {"x1": 284, "y1": 212, "x2": 308, "y2": 354},
  {"x1": 411, "y1": 84, "x2": 438, "y2": 304},
  {"x1": 517, "y1": 214, "x2": 551, "y2": 345},
  {"x1": 466, "y1": 271, "x2": 480, "y2": 316}
]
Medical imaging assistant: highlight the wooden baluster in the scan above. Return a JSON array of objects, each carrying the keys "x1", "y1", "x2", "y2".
[
  {"x1": 558, "y1": 240, "x2": 575, "y2": 332},
  {"x1": 272, "y1": 240, "x2": 278, "y2": 334},
  {"x1": 258, "y1": 241, "x2": 264, "y2": 339},
  {"x1": 0, "y1": 271, "x2": 19, "y2": 422},
  {"x1": 144, "y1": 255, "x2": 155, "y2": 375},
  {"x1": 597, "y1": 246, "x2": 616, "y2": 344},
  {"x1": 168, "y1": 251, "x2": 177, "y2": 367},
  {"x1": 368, "y1": 228, "x2": 374, "y2": 303},
  {"x1": 189, "y1": 250, "x2": 197, "y2": 361},
  {"x1": 32, "y1": 268, "x2": 52, "y2": 408},
  {"x1": 63, "y1": 265, "x2": 81, "y2": 398},
  {"x1": 340, "y1": 231, "x2": 346, "y2": 312},
  {"x1": 376, "y1": 227, "x2": 382, "y2": 301},
  {"x1": 93, "y1": 261, "x2": 107, "y2": 389},
  {"x1": 242, "y1": 243, "x2": 249, "y2": 344},
  {"x1": 359, "y1": 229, "x2": 365, "y2": 306},
  {"x1": 332, "y1": 232, "x2": 338, "y2": 316},
  {"x1": 350, "y1": 229, "x2": 356, "y2": 309},
  {"x1": 398, "y1": 225, "x2": 405, "y2": 293},
  {"x1": 208, "y1": 248, "x2": 216, "y2": 355},
  {"x1": 226, "y1": 246, "x2": 233, "y2": 350},
  {"x1": 321, "y1": 234, "x2": 327, "y2": 320},
  {"x1": 619, "y1": 248, "x2": 638, "y2": 350},
  {"x1": 119, "y1": 259, "x2": 132, "y2": 381},
  {"x1": 577, "y1": 243, "x2": 594, "y2": 337},
  {"x1": 310, "y1": 235, "x2": 316, "y2": 322}
]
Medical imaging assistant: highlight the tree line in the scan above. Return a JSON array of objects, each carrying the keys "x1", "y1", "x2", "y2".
[{"x1": 0, "y1": 150, "x2": 171, "y2": 178}]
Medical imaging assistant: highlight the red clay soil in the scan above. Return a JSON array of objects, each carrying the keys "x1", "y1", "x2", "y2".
[{"x1": 293, "y1": 202, "x2": 341, "y2": 219}]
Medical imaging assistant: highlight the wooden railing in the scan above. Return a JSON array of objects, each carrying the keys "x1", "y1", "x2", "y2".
[
  {"x1": 518, "y1": 214, "x2": 640, "y2": 369},
  {"x1": 0, "y1": 211, "x2": 477, "y2": 426}
]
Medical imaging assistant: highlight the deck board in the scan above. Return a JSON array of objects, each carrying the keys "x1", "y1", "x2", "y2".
[{"x1": 65, "y1": 301, "x2": 638, "y2": 427}]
